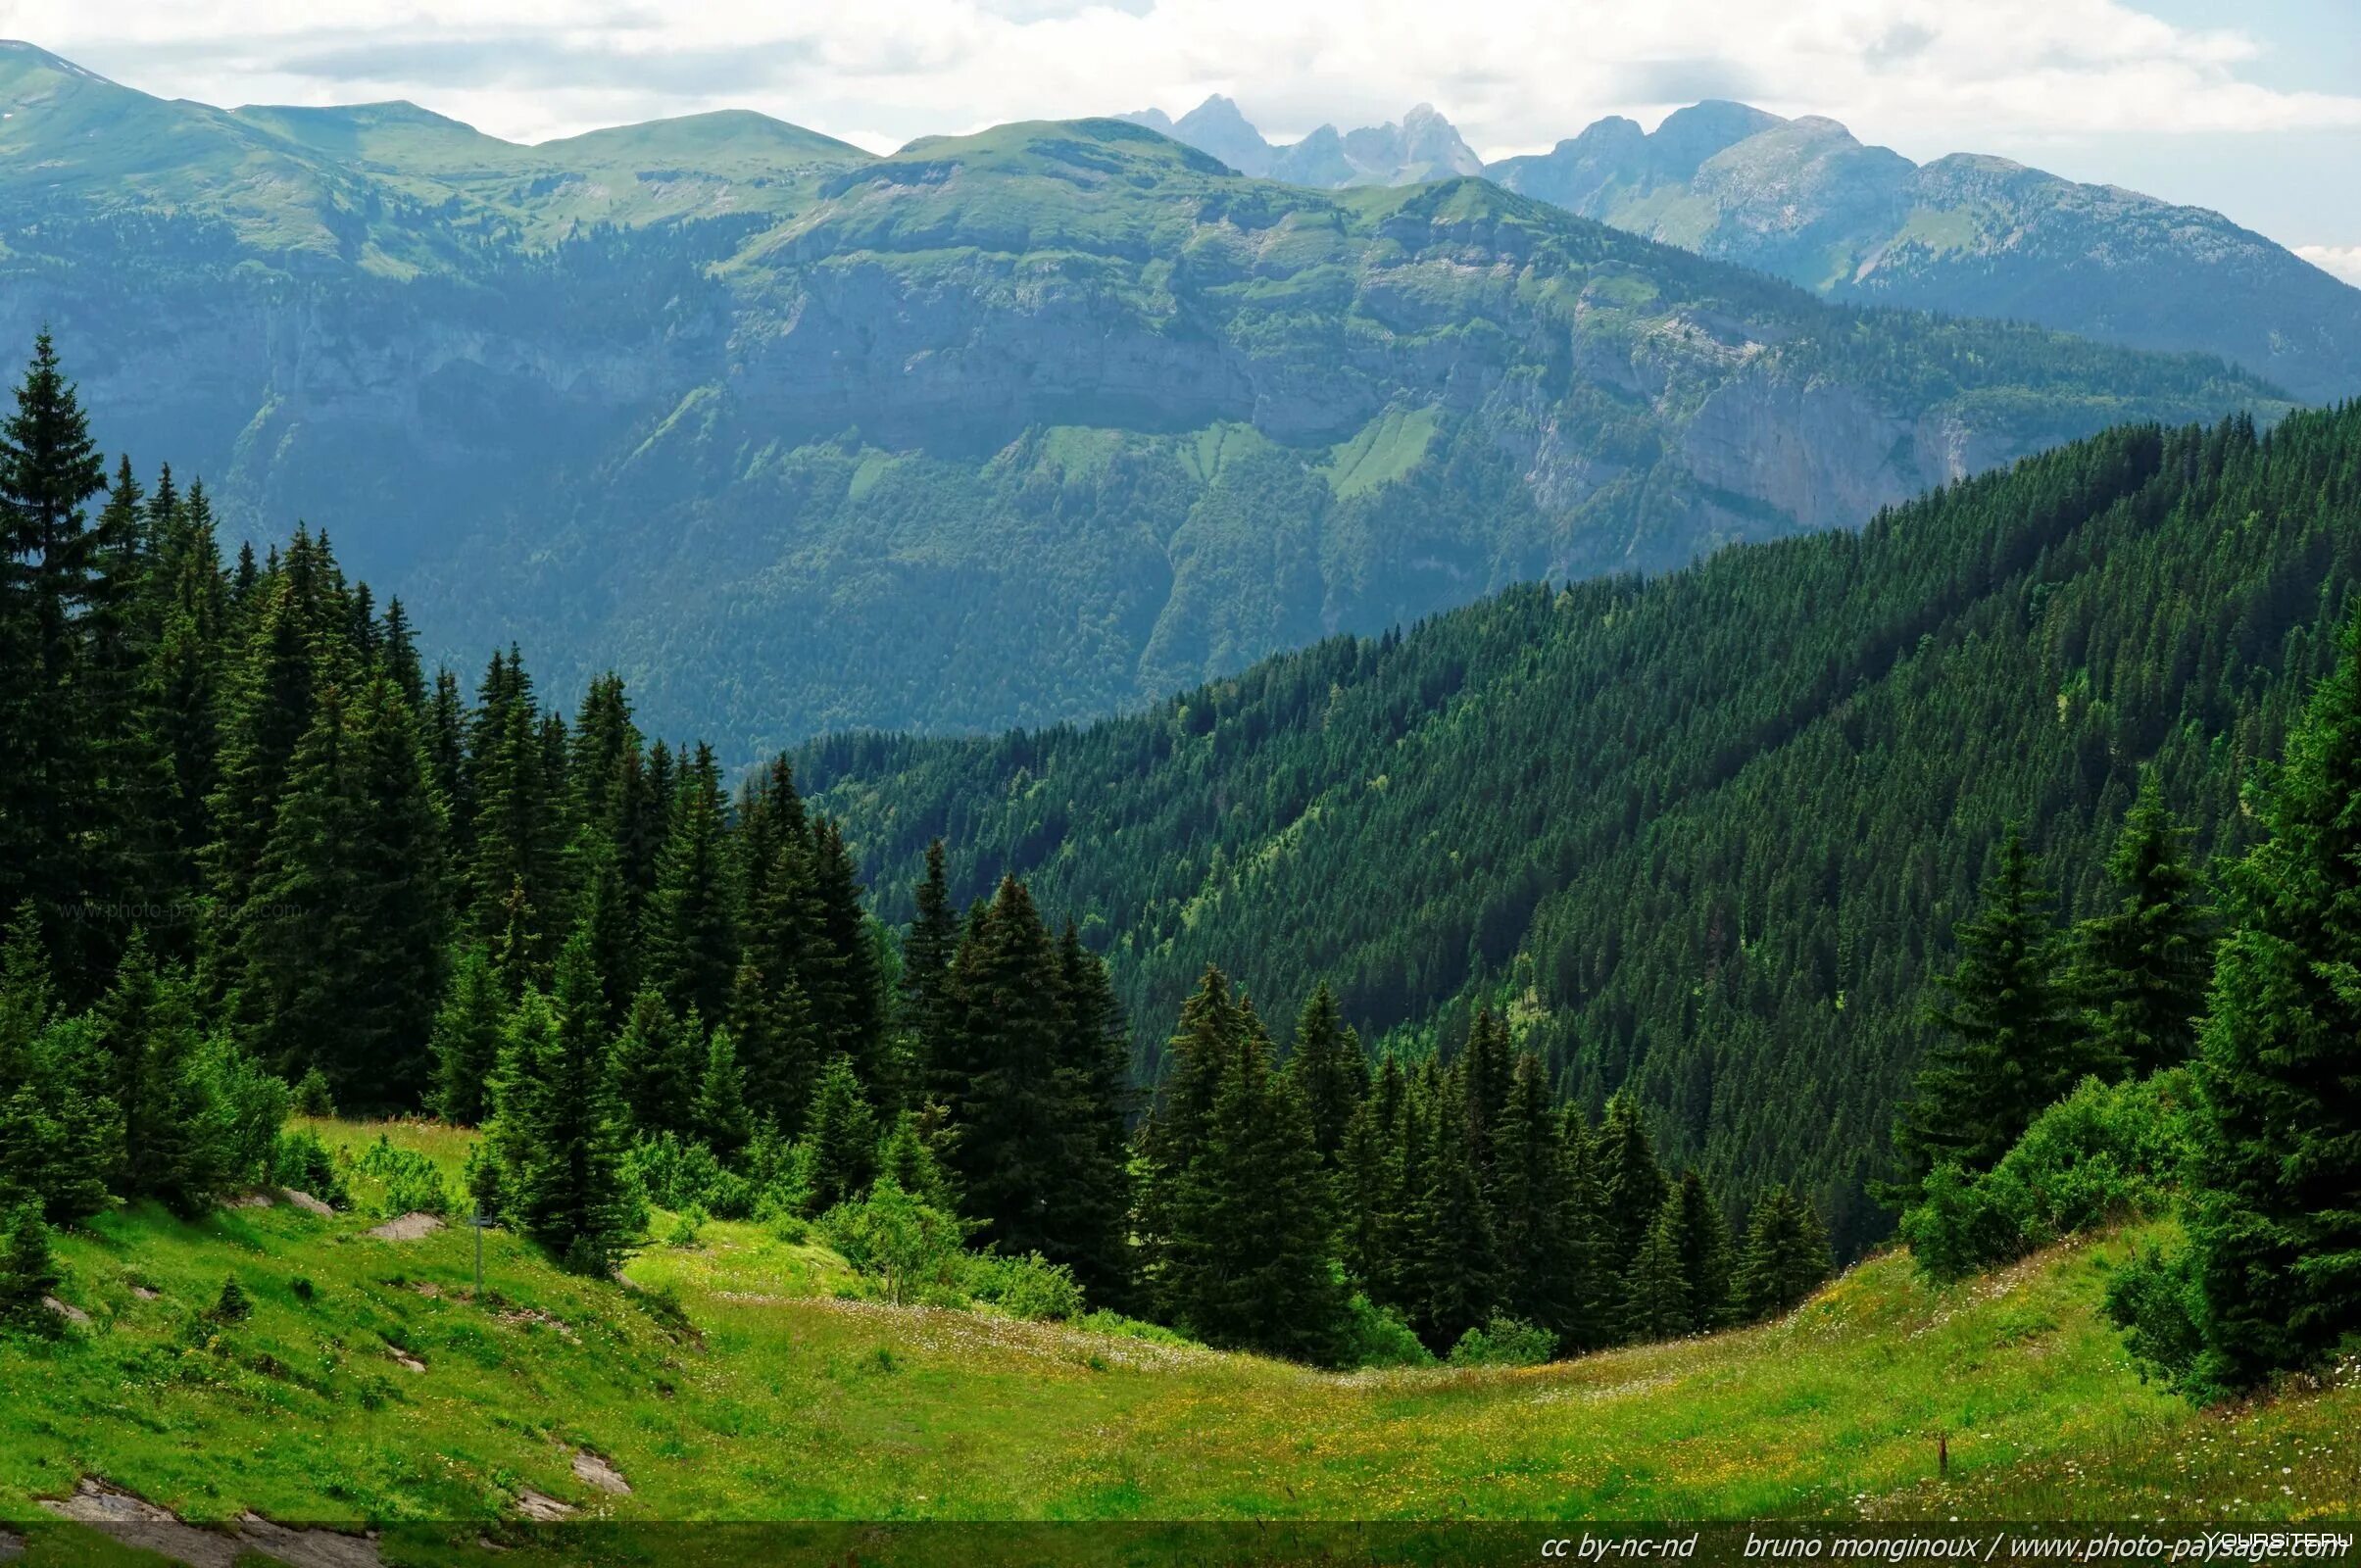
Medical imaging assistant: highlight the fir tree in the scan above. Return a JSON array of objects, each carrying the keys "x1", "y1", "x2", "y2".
[
  {"x1": 642, "y1": 743, "x2": 738, "y2": 1025},
  {"x1": 1732, "y1": 1185, "x2": 1833, "y2": 1322},
  {"x1": 1622, "y1": 1204, "x2": 1691, "y2": 1343},
  {"x1": 0, "y1": 1202, "x2": 61, "y2": 1335},
  {"x1": 97, "y1": 938, "x2": 227, "y2": 1215},
  {"x1": 1159, "y1": 1002, "x2": 1351, "y2": 1364},
  {"x1": 2071, "y1": 772, "x2": 2213, "y2": 1078},
  {"x1": 1414, "y1": 1096, "x2": 1501, "y2": 1349},
  {"x1": 694, "y1": 1027, "x2": 754, "y2": 1164},
  {"x1": 1661, "y1": 1169, "x2": 1735, "y2": 1334},
  {"x1": 1287, "y1": 981, "x2": 1366, "y2": 1165},
  {"x1": 509, "y1": 934, "x2": 633, "y2": 1271},
  {"x1": 611, "y1": 989, "x2": 695, "y2": 1140},
  {"x1": 1889, "y1": 827, "x2": 2091, "y2": 1206},
  {"x1": 430, "y1": 945, "x2": 508, "y2": 1126},
  {"x1": 2172, "y1": 612, "x2": 2361, "y2": 1392},
  {"x1": 900, "y1": 840, "x2": 959, "y2": 1078},
  {"x1": 1594, "y1": 1092, "x2": 1669, "y2": 1284},
  {"x1": 1493, "y1": 1052, "x2": 1586, "y2": 1349},
  {"x1": 802, "y1": 1054, "x2": 877, "y2": 1214}
]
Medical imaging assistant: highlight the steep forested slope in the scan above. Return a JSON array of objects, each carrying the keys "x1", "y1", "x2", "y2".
[
  {"x1": 800, "y1": 406, "x2": 2361, "y2": 1250},
  {"x1": 0, "y1": 43, "x2": 2286, "y2": 755}
]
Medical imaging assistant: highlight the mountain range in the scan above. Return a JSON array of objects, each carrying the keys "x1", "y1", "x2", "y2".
[
  {"x1": 1135, "y1": 94, "x2": 2361, "y2": 404},
  {"x1": 0, "y1": 41, "x2": 2290, "y2": 756}
]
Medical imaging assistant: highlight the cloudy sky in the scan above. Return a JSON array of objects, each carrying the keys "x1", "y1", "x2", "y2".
[{"x1": 7, "y1": 0, "x2": 2359, "y2": 277}]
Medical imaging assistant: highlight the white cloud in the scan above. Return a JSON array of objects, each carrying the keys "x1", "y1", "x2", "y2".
[
  {"x1": 2296, "y1": 245, "x2": 2361, "y2": 287},
  {"x1": 11, "y1": 0, "x2": 2361, "y2": 164}
]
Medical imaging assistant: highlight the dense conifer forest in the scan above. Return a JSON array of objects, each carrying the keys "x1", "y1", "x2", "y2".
[
  {"x1": 798, "y1": 404, "x2": 2361, "y2": 1251},
  {"x1": 1, "y1": 330, "x2": 2354, "y2": 1400}
]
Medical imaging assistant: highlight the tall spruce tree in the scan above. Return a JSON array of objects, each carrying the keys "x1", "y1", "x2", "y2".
[
  {"x1": 642, "y1": 744, "x2": 738, "y2": 1026},
  {"x1": 1287, "y1": 981, "x2": 1366, "y2": 1166},
  {"x1": 1660, "y1": 1169, "x2": 1735, "y2": 1334},
  {"x1": 1157, "y1": 996, "x2": 1351, "y2": 1364},
  {"x1": 1888, "y1": 827, "x2": 2092, "y2": 1206},
  {"x1": 1732, "y1": 1185, "x2": 1833, "y2": 1322},
  {"x1": 2172, "y1": 612, "x2": 2361, "y2": 1392},
  {"x1": 509, "y1": 934, "x2": 633, "y2": 1271},
  {"x1": 802, "y1": 1054, "x2": 878, "y2": 1214},
  {"x1": 0, "y1": 331, "x2": 110, "y2": 989},
  {"x1": 429, "y1": 945, "x2": 507, "y2": 1126},
  {"x1": 2071, "y1": 772, "x2": 2214, "y2": 1078}
]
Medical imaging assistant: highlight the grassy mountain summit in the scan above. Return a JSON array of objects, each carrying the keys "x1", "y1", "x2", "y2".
[{"x1": 0, "y1": 47, "x2": 2287, "y2": 753}]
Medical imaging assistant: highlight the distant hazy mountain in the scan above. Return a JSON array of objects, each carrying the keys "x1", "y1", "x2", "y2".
[
  {"x1": 0, "y1": 42, "x2": 2285, "y2": 756},
  {"x1": 1133, "y1": 91, "x2": 2361, "y2": 402},
  {"x1": 1121, "y1": 95, "x2": 1482, "y2": 186}
]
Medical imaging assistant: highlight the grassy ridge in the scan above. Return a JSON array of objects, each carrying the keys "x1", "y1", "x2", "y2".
[{"x1": 3, "y1": 1121, "x2": 2353, "y2": 1530}]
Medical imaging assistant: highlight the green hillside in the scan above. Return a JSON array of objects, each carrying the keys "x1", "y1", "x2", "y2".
[
  {"x1": 798, "y1": 405, "x2": 2361, "y2": 1250},
  {"x1": 4, "y1": 1118, "x2": 2353, "y2": 1542},
  {"x1": 0, "y1": 44, "x2": 2288, "y2": 754}
]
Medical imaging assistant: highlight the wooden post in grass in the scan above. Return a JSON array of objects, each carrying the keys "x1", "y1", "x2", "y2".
[
  {"x1": 468, "y1": 1210, "x2": 492, "y2": 1297},
  {"x1": 1939, "y1": 1432, "x2": 1949, "y2": 1478}
]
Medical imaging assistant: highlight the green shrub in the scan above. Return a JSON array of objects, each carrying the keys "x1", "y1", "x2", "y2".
[
  {"x1": 2104, "y1": 1241, "x2": 2212, "y2": 1398},
  {"x1": 815, "y1": 1177, "x2": 972, "y2": 1306},
  {"x1": 1071, "y1": 1309, "x2": 1195, "y2": 1348},
  {"x1": 271, "y1": 1129, "x2": 351, "y2": 1209},
  {"x1": 963, "y1": 1251, "x2": 1085, "y2": 1322},
  {"x1": 291, "y1": 1067, "x2": 336, "y2": 1118},
  {"x1": 1902, "y1": 1071, "x2": 2193, "y2": 1282},
  {"x1": 1448, "y1": 1314, "x2": 1554, "y2": 1368},
  {"x1": 1344, "y1": 1293, "x2": 1434, "y2": 1369},
  {"x1": 664, "y1": 1206, "x2": 709, "y2": 1250},
  {"x1": 627, "y1": 1133, "x2": 758, "y2": 1220},
  {"x1": 353, "y1": 1136, "x2": 454, "y2": 1218}
]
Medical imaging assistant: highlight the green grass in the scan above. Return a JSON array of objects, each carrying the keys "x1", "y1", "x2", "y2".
[{"x1": 2, "y1": 1120, "x2": 2354, "y2": 1530}]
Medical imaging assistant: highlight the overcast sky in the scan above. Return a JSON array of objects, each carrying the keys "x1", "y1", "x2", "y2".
[{"x1": 7, "y1": 0, "x2": 2358, "y2": 278}]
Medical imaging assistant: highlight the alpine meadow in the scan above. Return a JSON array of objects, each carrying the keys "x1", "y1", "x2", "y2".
[{"x1": 1, "y1": 13, "x2": 2358, "y2": 1568}]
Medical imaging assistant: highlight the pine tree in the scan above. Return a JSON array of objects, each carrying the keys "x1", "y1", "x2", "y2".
[
  {"x1": 875, "y1": 1108, "x2": 957, "y2": 1212},
  {"x1": 694, "y1": 1027, "x2": 754, "y2": 1163},
  {"x1": 0, "y1": 1202, "x2": 61, "y2": 1334},
  {"x1": 802, "y1": 1054, "x2": 877, "y2": 1214},
  {"x1": 1888, "y1": 827, "x2": 2091, "y2": 1207},
  {"x1": 900, "y1": 840, "x2": 959, "y2": 1080},
  {"x1": 611, "y1": 988, "x2": 694, "y2": 1139},
  {"x1": 430, "y1": 945, "x2": 508, "y2": 1126},
  {"x1": 1053, "y1": 920, "x2": 1136, "y2": 1304},
  {"x1": 731, "y1": 958, "x2": 818, "y2": 1133},
  {"x1": 509, "y1": 933, "x2": 633, "y2": 1271},
  {"x1": 0, "y1": 332, "x2": 110, "y2": 988},
  {"x1": 338, "y1": 673, "x2": 447, "y2": 1105},
  {"x1": 641, "y1": 743, "x2": 738, "y2": 1025},
  {"x1": 2173, "y1": 612, "x2": 2361, "y2": 1392},
  {"x1": 1493, "y1": 1052, "x2": 1586, "y2": 1349},
  {"x1": 140, "y1": 478, "x2": 226, "y2": 925},
  {"x1": 1413, "y1": 1094, "x2": 1501, "y2": 1348},
  {"x1": 2071, "y1": 772, "x2": 2213, "y2": 1078},
  {"x1": 97, "y1": 938, "x2": 227, "y2": 1216},
  {"x1": 1594, "y1": 1092, "x2": 1669, "y2": 1287},
  {"x1": 1159, "y1": 1002, "x2": 1351, "y2": 1363},
  {"x1": 807, "y1": 819, "x2": 885, "y2": 1087},
  {"x1": 466, "y1": 655, "x2": 565, "y2": 978},
  {"x1": 1336, "y1": 1095, "x2": 1397, "y2": 1296},
  {"x1": 1622, "y1": 1203, "x2": 1691, "y2": 1343},
  {"x1": 1732, "y1": 1185, "x2": 1833, "y2": 1322},
  {"x1": 1287, "y1": 981, "x2": 1366, "y2": 1165},
  {"x1": 1661, "y1": 1168, "x2": 1735, "y2": 1334}
]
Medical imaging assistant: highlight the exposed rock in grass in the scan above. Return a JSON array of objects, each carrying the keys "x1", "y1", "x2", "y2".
[
  {"x1": 40, "y1": 1479, "x2": 238, "y2": 1568},
  {"x1": 364, "y1": 1213, "x2": 443, "y2": 1241},
  {"x1": 513, "y1": 1490, "x2": 577, "y2": 1522},
  {"x1": 129, "y1": 1285, "x2": 160, "y2": 1300},
  {"x1": 42, "y1": 1296, "x2": 89, "y2": 1326},
  {"x1": 222, "y1": 1193, "x2": 273, "y2": 1210},
  {"x1": 39, "y1": 1479, "x2": 382, "y2": 1568},
  {"x1": 495, "y1": 1307, "x2": 579, "y2": 1343},
  {"x1": 0, "y1": 1527, "x2": 23, "y2": 1562},
  {"x1": 387, "y1": 1346, "x2": 426, "y2": 1374},
  {"x1": 569, "y1": 1449, "x2": 630, "y2": 1494},
  {"x1": 279, "y1": 1189, "x2": 336, "y2": 1217},
  {"x1": 233, "y1": 1514, "x2": 381, "y2": 1568}
]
